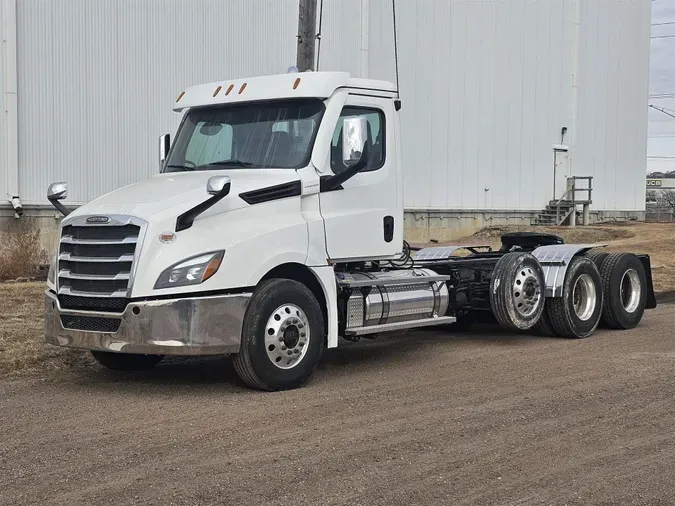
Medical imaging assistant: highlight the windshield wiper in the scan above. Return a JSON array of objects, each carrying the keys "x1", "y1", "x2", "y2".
[
  {"x1": 165, "y1": 164, "x2": 194, "y2": 171},
  {"x1": 201, "y1": 160, "x2": 256, "y2": 168}
]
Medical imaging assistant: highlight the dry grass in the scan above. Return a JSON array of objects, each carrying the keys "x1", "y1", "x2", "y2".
[
  {"x1": 0, "y1": 282, "x2": 94, "y2": 377},
  {"x1": 0, "y1": 219, "x2": 49, "y2": 282}
]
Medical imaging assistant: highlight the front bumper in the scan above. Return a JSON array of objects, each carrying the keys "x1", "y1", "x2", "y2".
[{"x1": 44, "y1": 290, "x2": 251, "y2": 355}]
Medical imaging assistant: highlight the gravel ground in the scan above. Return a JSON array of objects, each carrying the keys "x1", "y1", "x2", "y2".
[{"x1": 1, "y1": 304, "x2": 674, "y2": 505}]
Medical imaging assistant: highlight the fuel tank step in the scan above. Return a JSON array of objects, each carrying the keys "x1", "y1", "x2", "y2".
[{"x1": 344, "y1": 316, "x2": 456, "y2": 336}]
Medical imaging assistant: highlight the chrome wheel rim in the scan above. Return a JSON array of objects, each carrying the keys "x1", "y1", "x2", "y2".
[
  {"x1": 264, "y1": 304, "x2": 310, "y2": 370},
  {"x1": 513, "y1": 266, "x2": 542, "y2": 317},
  {"x1": 620, "y1": 269, "x2": 641, "y2": 313},
  {"x1": 572, "y1": 273, "x2": 596, "y2": 321}
]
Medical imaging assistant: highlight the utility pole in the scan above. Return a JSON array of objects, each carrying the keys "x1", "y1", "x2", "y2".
[{"x1": 296, "y1": 0, "x2": 317, "y2": 71}]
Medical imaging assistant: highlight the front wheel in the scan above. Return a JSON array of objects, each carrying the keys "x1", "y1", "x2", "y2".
[
  {"x1": 90, "y1": 351, "x2": 163, "y2": 371},
  {"x1": 232, "y1": 279, "x2": 324, "y2": 391}
]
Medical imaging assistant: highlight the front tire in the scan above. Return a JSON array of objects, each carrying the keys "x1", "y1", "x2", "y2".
[
  {"x1": 90, "y1": 351, "x2": 163, "y2": 371},
  {"x1": 232, "y1": 279, "x2": 324, "y2": 391}
]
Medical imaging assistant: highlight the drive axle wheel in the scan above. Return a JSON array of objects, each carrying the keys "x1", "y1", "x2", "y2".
[
  {"x1": 490, "y1": 253, "x2": 545, "y2": 331},
  {"x1": 90, "y1": 351, "x2": 163, "y2": 371},
  {"x1": 232, "y1": 279, "x2": 324, "y2": 391},
  {"x1": 532, "y1": 304, "x2": 558, "y2": 337},
  {"x1": 598, "y1": 253, "x2": 647, "y2": 329},
  {"x1": 546, "y1": 256, "x2": 603, "y2": 338}
]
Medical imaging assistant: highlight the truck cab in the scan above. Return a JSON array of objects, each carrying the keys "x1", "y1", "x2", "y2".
[{"x1": 45, "y1": 72, "x2": 405, "y2": 383}]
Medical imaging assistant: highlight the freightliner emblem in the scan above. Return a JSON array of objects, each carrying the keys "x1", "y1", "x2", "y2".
[{"x1": 86, "y1": 216, "x2": 110, "y2": 224}]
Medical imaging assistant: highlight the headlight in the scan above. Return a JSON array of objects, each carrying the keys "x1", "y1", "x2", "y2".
[{"x1": 154, "y1": 251, "x2": 224, "y2": 289}]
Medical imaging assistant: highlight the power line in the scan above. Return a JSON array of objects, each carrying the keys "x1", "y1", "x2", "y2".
[
  {"x1": 652, "y1": 21, "x2": 675, "y2": 26},
  {"x1": 650, "y1": 104, "x2": 675, "y2": 119},
  {"x1": 651, "y1": 34, "x2": 675, "y2": 39}
]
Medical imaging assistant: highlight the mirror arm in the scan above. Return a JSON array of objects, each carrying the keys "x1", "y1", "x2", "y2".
[
  {"x1": 320, "y1": 148, "x2": 369, "y2": 192},
  {"x1": 175, "y1": 184, "x2": 230, "y2": 232},
  {"x1": 49, "y1": 197, "x2": 71, "y2": 217}
]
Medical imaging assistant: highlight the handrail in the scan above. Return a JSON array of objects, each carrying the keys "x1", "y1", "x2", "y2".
[{"x1": 555, "y1": 176, "x2": 593, "y2": 226}]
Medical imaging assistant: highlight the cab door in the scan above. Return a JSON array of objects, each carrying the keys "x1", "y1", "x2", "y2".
[{"x1": 318, "y1": 95, "x2": 402, "y2": 261}]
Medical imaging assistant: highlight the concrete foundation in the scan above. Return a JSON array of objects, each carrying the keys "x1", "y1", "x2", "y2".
[
  {"x1": 0, "y1": 206, "x2": 64, "y2": 255},
  {"x1": 0, "y1": 205, "x2": 646, "y2": 256},
  {"x1": 403, "y1": 209, "x2": 646, "y2": 243}
]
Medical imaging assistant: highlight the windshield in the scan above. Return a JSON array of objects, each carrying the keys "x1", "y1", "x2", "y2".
[{"x1": 164, "y1": 99, "x2": 325, "y2": 172}]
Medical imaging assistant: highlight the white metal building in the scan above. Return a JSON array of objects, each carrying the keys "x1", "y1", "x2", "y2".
[{"x1": 1, "y1": 0, "x2": 651, "y2": 243}]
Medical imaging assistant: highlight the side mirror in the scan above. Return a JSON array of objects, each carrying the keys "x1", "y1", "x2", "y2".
[
  {"x1": 321, "y1": 116, "x2": 369, "y2": 192},
  {"x1": 207, "y1": 175, "x2": 231, "y2": 196},
  {"x1": 159, "y1": 133, "x2": 171, "y2": 170},
  {"x1": 47, "y1": 182, "x2": 70, "y2": 216},
  {"x1": 342, "y1": 116, "x2": 368, "y2": 168}
]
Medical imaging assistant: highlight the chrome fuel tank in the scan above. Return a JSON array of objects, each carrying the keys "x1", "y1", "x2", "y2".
[{"x1": 340, "y1": 268, "x2": 449, "y2": 330}]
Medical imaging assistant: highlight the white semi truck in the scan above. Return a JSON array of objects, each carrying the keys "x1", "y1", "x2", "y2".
[{"x1": 44, "y1": 71, "x2": 656, "y2": 390}]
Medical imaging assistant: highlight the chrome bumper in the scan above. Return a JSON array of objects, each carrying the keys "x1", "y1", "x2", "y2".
[{"x1": 44, "y1": 290, "x2": 251, "y2": 355}]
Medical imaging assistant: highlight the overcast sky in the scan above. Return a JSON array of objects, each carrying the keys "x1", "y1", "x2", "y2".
[{"x1": 648, "y1": 0, "x2": 675, "y2": 173}]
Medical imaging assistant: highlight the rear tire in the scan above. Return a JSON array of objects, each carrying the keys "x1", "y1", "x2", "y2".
[
  {"x1": 546, "y1": 256, "x2": 603, "y2": 338},
  {"x1": 532, "y1": 304, "x2": 558, "y2": 337},
  {"x1": 489, "y1": 253, "x2": 545, "y2": 331},
  {"x1": 90, "y1": 351, "x2": 163, "y2": 371},
  {"x1": 584, "y1": 249, "x2": 609, "y2": 270},
  {"x1": 598, "y1": 253, "x2": 647, "y2": 329},
  {"x1": 232, "y1": 279, "x2": 324, "y2": 391}
]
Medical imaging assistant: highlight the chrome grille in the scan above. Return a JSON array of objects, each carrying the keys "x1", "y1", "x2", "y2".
[{"x1": 56, "y1": 216, "x2": 143, "y2": 312}]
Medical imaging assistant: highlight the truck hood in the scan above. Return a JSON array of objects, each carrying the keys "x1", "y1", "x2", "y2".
[{"x1": 65, "y1": 169, "x2": 300, "y2": 221}]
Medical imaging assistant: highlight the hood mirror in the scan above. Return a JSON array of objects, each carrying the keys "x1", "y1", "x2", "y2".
[
  {"x1": 48, "y1": 182, "x2": 68, "y2": 200},
  {"x1": 176, "y1": 176, "x2": 232, "y2": 232},
  {"x1": 47, "y1": 182, "x2": 70, "y2": 216},
  {"x1": 207, "y1": 175, "x2": 231, "y2": 196}
]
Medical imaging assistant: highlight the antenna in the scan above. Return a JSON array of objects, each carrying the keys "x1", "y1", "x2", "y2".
[{"x1": 392, "y1": 0, "x2": 400, "y2": 98}]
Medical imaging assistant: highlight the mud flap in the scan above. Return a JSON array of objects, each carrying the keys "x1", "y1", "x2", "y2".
[{"x1": 637, "y1": 254, "x2": 657, "y2": 309}]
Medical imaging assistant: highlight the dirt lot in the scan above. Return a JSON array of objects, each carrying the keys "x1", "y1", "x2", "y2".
[{"x1": 1, "y1": 222, "x2": 675, "y2": 505}]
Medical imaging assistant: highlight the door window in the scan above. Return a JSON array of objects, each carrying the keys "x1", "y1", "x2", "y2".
[{"x1": 330, "y1": 107, "x2": 385, "y2": 174}]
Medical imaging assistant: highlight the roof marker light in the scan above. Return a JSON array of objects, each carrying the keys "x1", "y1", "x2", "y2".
[
  {"x1": 213, "y1": 85, "x2": 222, "y2": 97},
  {"x1": 225, "y1": 84, "x2": 234, "y2": 95},
  {"x1": 176, "y1": 91, "x2": 185, "y2": 102},
  {"x1": 238, "y1": 83, "x2": 247, "y2": 95},
  {"x1": 293, "y1": 78, "x2": 301, "y2": 90}
]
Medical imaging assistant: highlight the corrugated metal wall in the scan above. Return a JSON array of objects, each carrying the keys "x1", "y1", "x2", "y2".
[
  {"x1": 573, "y1": 0, "x2": 651, "y2": 211},
  {"x1": 0, "y1": 4, "x2": 6, "y2": 201},
  {"x1": 13, "y1": 0, "x2": 650, "y2": 212},
  {"x1": 16, "y1": 0, "x2": 298, "y2": 205},
  {"x1": 318, "y1": 0, "x2": 648, "y2": 212}
]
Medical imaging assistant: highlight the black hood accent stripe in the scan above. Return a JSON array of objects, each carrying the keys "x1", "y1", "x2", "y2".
[{"x1": 239, "y1": 180, "x2": 302, "y2": 205}]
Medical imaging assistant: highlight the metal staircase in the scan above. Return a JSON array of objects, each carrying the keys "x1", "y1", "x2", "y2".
[{"x1": 535, "y1": 176, "x2": 593, "y2": 226}]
